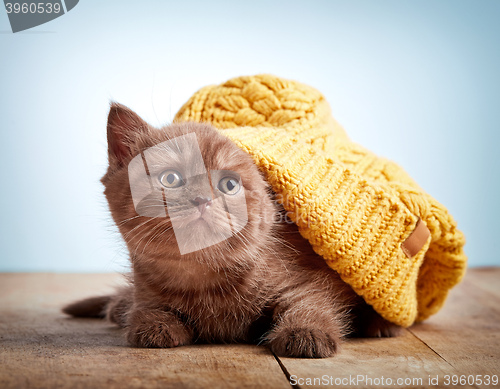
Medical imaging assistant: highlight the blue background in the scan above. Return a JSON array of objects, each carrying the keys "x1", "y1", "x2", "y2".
[{"x1": 1, "y1": 0, "x2": 498, "y2": 272}]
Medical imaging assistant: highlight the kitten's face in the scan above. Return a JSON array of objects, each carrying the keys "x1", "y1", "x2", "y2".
[{"x1": 101, "y1": 103, "x2": 275, "y2": 270}]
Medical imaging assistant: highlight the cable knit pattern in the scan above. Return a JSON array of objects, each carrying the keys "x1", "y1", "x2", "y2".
[{"x1": 174, "y1": 74, "x2": 467, "y2": 327}]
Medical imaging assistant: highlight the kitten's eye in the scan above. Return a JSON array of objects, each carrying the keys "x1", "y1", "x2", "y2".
[
  {"x1": 217, "y1": 176, "x2": 241, "y2": 195},
  {"x1": 159, "y1": 170, "x2": 184, "y2": 188}
]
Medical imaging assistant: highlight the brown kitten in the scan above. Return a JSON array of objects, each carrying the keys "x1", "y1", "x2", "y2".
[{"x1": 63, "y1": 103, "x2": 400, "y2": 358}]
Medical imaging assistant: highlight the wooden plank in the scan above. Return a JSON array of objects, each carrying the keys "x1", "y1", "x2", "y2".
[
  {"x1": 407, "y1": 269, "x2": 500, "y2": 388},
  {"x1": 2, "y1": 270, "x2": 499, "y2": 389},
  {"x1": 0, "y1": 274, "x2": 291, "y2": 389},
  {"x1": 464, "y1": 267, "x2": 500, "y2": 299},
  {"x1": 0, "y1": 273, "x2": 125, "y2": 310},
  {"x1": 276, "y1": 268, "x2": 500, "y2": 389},
  {"x1": 275, "y1": 329, "x2": 473, "y2": 389}
]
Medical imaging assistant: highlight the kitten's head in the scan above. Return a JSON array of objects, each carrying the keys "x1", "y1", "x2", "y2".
[{"x1": 102, "y1": 103, "x2": 277, "y2": 271}]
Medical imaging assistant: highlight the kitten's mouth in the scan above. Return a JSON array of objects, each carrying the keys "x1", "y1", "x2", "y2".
[
  {"x1": 190, "y1": 216, "x2": 210, "y2": 228},
  {"x1": 171, "y1": 209, "x2": 213, "y2": 227},
  {"x1": 175, "y1": 196, "x2": 215, "y2": 226}
]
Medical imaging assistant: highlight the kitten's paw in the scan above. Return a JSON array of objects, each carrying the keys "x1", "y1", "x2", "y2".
[
  {"x1": 353, "y1": 315, "x2": 402, "y2": 338},
  {"x1": 362, "y1": 321, "x2": 402, "y2": 338},
  {"x1": 267, "y1": 327, "x2": 340, "y2": 358},
  {"x1": 106, "y1": 296, "x2": 130, "y2": 328},
  {"x1": 127, "y1": 309, "x2": 193, "y2": 348}
]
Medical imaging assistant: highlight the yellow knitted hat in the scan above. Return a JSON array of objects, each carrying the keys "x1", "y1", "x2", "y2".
[{"x1": 174, "y1": 74, "x2": 467, "y2": 327}]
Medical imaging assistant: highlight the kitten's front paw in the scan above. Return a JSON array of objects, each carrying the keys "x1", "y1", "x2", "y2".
[
  {"x1": 352, "y1": 311, "x2": 402, "y2": 338},
  {"x1": 267, "y1": 327, "x2": 340, "y2": 358},
  {"x1": 357, "y1": 318, "x2": 403, "y2": 338},
  {"x1": 127, "y1": 309, "x2": 193, "y2": 348}
]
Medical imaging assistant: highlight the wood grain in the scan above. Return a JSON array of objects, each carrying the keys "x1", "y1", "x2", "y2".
[
  {"x1": 1, "y1": 270, "x2": 499, "y2": 389},
  {"x1": 464, "y1": 266, "x2": 500, "y2": 299},
  {"x1": 277, "y1": 268, "x2": 500, "y2": 389},
  {"x1": 0, "y1": 274, "x2": 290, "y2": 389},
  {"x1": 407, "y1": 269, "x2": 500, "y2": 389},
  {"x1": 276, "y1": 329, "x2": 475, "y2": 389}
]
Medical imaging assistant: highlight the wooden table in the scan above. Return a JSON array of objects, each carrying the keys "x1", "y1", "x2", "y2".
[{"x1": 1, "y1": 269, "x2": 499, "y2": 389}]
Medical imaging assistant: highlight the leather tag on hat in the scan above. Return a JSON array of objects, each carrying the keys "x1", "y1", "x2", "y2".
[{"x1": 402, "y1": 218, "x2": 430, "y2": 258}]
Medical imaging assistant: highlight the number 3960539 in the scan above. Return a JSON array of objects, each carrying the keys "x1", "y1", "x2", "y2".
[{"x1": 5, "y1": 2, "x2": 62, "y2": 14}]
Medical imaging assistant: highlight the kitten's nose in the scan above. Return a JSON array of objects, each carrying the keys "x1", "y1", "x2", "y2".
[{"x1": 190, "y1": 196, "x2": 212, "y2": 213}]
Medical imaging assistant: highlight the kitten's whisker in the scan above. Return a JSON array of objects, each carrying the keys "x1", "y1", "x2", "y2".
[
  {"x1": 132, "y1": 220, "x2": 171, "y2": 257},
  {"x1": 122, "y1": 217, "x2": 162, "y2": 242},
  {"x1": 140, "y1": 223, "x2": 174, "y2": 256}
]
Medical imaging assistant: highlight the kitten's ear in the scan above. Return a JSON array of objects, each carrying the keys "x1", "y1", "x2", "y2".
[{"x1": 106, "y1": 102, "x2": 149, "y2": 167}]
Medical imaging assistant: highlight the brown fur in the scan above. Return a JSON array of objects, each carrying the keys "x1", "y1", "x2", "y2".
[{"x1": 63, "y1": 103, "x2": 400, "y2": 358}]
